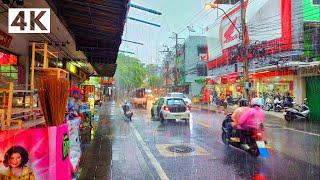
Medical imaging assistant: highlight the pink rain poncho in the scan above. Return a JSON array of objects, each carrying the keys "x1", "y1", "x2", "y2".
[{"x1": 237, "y1": 107, "x2": 265, "y2": 130}]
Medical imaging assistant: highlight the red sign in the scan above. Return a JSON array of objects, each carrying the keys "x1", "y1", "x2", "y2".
[
  {"x1": 0, "y1": 51, "x2": 17, "y2": 65},
  {"x1": 221, "y1": 76, "x2": 228, "y2": 84},
  {"x1": 249, "y1": 69, "x2": 295, "y2": 79},
  {"x1": 0, "y1": 30, "x2": 12, "y2": 48},
  {"x1": 206, "y1": 79, "x2": 215, "y2": 85},
  {"x1": 227, "y1": 72, "x2": 239, "y2": 83},
  {"x1": 224, "y1": 18, "x2": 238, "y2": 44}
]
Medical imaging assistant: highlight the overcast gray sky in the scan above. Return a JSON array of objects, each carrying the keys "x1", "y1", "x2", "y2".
[{"x1": 119, "y1": 0, "x2": 232, "y2": 64}]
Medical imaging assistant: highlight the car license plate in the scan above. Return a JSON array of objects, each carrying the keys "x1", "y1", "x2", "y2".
[{"x1": 256, "y1": 141, "x2": 266, "y2": 148}]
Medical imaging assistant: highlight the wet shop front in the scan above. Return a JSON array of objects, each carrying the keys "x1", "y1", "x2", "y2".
[{"x1": 249, "y1": 68, "x2": 296, "y2": 97}]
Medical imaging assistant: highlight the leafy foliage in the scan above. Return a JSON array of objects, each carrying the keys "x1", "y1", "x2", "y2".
[
  {"x1": 115, "y1": 54, "x2": 147, "y2": 89},
  {"x1": 115, "y1": 54, "x2": 163, "y2": 90}
]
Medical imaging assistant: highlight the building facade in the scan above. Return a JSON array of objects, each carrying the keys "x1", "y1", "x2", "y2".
[
  {"x1": 204, "y1": 0, "x2": 320, "y2": 120},
  {"x1": 176, "y1": 36, "x2": 207, "y2": 97}
]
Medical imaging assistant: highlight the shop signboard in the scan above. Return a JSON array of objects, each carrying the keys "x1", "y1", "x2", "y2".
[
  {"x1": 205, "y1": 0, "x2": 292, "y2": 69},
  {"x1": 0, "y1": 51, "x2": 17, "y2": 65},
  {"x1": 300, "y1": 65, "x2": 320, "y2": 76},
  {"x1": 0, "y1": 30, "x2": 12, "y2": 48},
  {"x1": 0, "y1": 124, "x2": 71, "y2": 179},
  {"x1": 303, "y1": 0, "x2": 320, "y2": 22},
  {"x1": 66, "y1": 63, "x2": 78, "y2": 74}
]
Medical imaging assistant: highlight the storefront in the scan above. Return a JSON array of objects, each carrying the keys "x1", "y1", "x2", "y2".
[
  {"x1": 206, "y1": 72, "x2": 243, "y2": 99},
  {"x1": 250, "y1": 69, "x2": 296, "y2": 97}
]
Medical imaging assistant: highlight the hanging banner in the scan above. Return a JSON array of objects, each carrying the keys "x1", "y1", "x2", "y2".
[{"x1": 0, "y1": 124, "x2": 71, "y2": 180}]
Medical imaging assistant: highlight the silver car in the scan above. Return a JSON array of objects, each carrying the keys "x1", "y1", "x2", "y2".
[{"x1": 151, "y1": 97, "x2": 190, "y2": 124}]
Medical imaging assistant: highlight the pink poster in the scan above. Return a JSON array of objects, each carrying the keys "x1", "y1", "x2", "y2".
[{"x1": 0, "y1": 124, "x2": 71, "y2": 180}]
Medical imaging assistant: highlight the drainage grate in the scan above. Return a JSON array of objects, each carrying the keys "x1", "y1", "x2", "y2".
[{"x1": 166, "y1": 145, "x2": 195, "y2": 153}]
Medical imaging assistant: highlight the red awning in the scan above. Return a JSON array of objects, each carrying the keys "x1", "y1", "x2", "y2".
[{"x1": 249, "y1": 69, "x2": 295, "y2": 79}]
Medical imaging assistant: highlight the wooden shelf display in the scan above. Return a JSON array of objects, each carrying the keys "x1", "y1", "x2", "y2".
[{"x1": 0, "y1": 82, "x2": 44, "y2": 130}]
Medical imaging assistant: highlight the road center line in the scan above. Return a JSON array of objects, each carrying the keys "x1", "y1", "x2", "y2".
[
  {"x1": 282, "y1": 127, "x2": 320, "y2": 137},
  {"x1": 129, "y1": 123, "x2": 169, "y2": 180}
]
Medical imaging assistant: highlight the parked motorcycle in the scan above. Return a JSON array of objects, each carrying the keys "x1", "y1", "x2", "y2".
[
  {"x1": 221, "y1": 115, "x2": 268, "y2": 156},
  {"x1": 122, "y1": 102, "x2": 133, "y2": 121},
  {"x1": 226, "y1": 96, "x2": 240, "y2": 106},
  {"x1": 263, "y1": 96, "x2": 273, "y2": 111},
  {"x1": 215, "y1": 97, "x2": 228, "y2": 108},
  {"x1": 284, "y1": 99, "x2": 309, "y2": 122},
  {"x1": 273, "y1": 98, "x2": 283, "y2": 112}
]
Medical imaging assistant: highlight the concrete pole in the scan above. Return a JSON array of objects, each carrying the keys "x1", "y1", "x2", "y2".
[
  {"x1": 240, "y1": 0, "x2": 249, "y2": 99},
  {"x1": 175, "y1": 33, "x2": 178, "y2": 87}
]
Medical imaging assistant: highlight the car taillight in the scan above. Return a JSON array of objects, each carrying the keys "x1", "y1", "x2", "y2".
[
  {"x1": 256, "y1": 132, "x2": 262, "y2": 137},
  {"x1": 163, "y1": 105, "x2": 169, "y2": 111}
]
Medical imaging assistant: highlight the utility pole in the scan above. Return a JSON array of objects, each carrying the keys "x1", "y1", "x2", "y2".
[
  {"x1": 174, "y1": 32, "x2": 178, "y2": 86},
  {"x1": 170, "y1": 33, "x2": 184, "y2": 86},
  {"x1": 240, "y1": 0, "x2": 249, "y2": 99}
]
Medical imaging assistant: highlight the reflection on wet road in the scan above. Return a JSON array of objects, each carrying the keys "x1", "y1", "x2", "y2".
[{"x1": 77, "y1": 102, "x2": 320, "y2": 179}]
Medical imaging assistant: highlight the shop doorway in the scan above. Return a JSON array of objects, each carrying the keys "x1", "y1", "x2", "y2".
[{"x1": 306, "y1": 76, "x2": 320, "y2": 122}]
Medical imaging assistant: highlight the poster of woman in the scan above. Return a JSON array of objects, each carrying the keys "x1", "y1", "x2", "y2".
[
  {"x1": 0, "y1": 124, "x2": 71, "y2": 180},
  {"x1": 0, "y1": 146, "x2": 35, "y2": 179}
]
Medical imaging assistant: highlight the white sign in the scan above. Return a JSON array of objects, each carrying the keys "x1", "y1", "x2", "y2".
[{"x1": 8, "y1": 8, "x2": 50, "y2": 33}]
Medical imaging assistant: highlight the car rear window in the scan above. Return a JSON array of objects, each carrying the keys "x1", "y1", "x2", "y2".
[
  {"x1": 169, "y1": 93, "x2": 185, "y2": 98},
  {"x1": 166, "y1": 99, "x2": 185, "y2": 106}
]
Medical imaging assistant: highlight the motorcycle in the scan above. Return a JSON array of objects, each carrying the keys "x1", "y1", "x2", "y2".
[
  {"x1": 273, "y1": 98, "x2": 283, "y2": 112},
  {"x1": 215, "y1": 97, "x2": 228, "y2": 109},
  {"x1": 284, "y1": 99, "x2": 309, "y2": 121},
  {"x1": 221, "y1": 114, "x2": 268, "y2": 156},
  {"x1": 122, "y1": 102, "x2": 133, "y2": 121},
  {"x1": 226, "y1": 96, "x2": 240, "y2": 106},
  {"x1": 263, "y1": 97, "x2": 273, "y2": 111}
]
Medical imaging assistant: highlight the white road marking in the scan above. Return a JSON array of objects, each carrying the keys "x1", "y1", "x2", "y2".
[
  {"x1": 282, "y1": 127, "x2": 320, "y2": 137},
  {"x1": 194, "y1": 120, "x2": 211, "y2": 128},
  {"x1": 129, "y1": 123, "x2": 169, "y2": 180}
]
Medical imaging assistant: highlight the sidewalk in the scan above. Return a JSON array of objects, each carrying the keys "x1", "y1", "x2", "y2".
[
  {"x1": 76, "y1": 101, "x2": 155, "y2": 180},
  {"x1": 193, "y1": 103, "x2": 284, "y2": 119}
]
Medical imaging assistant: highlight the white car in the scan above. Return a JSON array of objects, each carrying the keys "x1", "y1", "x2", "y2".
[
  {"x1": 167, "y1": 92, "x2": 192, "y2": 107},
  {"x1": 151, "y1": 97, "x2": 190, "y2": 124}
]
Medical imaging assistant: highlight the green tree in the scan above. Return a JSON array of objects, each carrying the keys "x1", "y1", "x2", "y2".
[
  {"x1": 145, "y1": 64, "x2": 163, "y2": 88},
  {"x1": 115, "y1": 54, "x2": 147, "y2": 90}
]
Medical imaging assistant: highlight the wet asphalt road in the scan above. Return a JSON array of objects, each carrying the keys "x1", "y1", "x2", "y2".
[{"x1": 77, "y1": 102, "x2": 320, "y2": 180}]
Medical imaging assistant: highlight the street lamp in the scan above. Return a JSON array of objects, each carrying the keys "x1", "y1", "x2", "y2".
[
  {"x1": 205, "y1": 1, "x2": 250, "y2": 99},
  {"x1": 205, "y1": 3, "x2": 241, "y2": 36}
]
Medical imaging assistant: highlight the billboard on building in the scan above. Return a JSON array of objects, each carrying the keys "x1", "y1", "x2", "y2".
[
  {"x1": 205, "y1": 0, "x2": 292, "y2": 69},
  {"x1": 303, "y1": 0, "x2": 320, "y2": 22}
]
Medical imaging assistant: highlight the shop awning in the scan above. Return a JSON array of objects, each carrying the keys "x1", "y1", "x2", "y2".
[
  {"x1": 249, "y1": 69, "x2": 295, "y2": 79},
  {"x1": 49, "y1": 0, "x2": 130, "y2": 77}
]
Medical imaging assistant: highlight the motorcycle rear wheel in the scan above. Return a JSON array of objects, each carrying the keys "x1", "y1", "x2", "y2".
[{"x1": 221, "y1": 132, "x2": 229, "y2": 145}]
